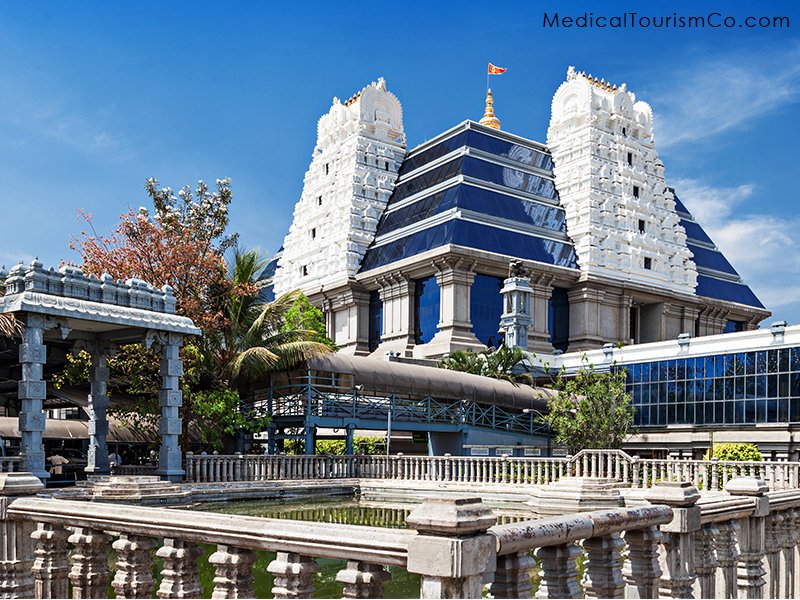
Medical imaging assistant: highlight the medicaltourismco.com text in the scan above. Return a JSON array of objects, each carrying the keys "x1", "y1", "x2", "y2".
[{"x1": 543, "y1": 12, "x2": 790, "y2": 30}]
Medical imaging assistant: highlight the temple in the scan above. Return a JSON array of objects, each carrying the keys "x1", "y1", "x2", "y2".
[{"x1": 271, "y1": 68, "x2": 768, "y2": 359}]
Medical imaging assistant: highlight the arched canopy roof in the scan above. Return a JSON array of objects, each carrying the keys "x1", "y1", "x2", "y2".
[{"x1": 304, "y1": 354, "x2": 554, "y2": 411}]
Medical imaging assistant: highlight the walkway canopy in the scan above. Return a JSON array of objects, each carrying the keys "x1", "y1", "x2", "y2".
[{"x1": 303, "y1": 354, "x2": 555, "y2": 411}]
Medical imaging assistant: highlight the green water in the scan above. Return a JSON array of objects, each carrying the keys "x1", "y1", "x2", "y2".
[{"x1": 195, "y1": 498, "x2": 421, "y2": 598}]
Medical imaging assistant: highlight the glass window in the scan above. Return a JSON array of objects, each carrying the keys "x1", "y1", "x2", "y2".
[
  {"x1": 414, "y1": 276, "x2": 440, "y2": 344},
  {"x1": 548, "y1": 287, "x2": 570, "y2": 352},
  {"x1": 470, "y1": 274, "x2": 504, "y2": 347},
  {"x1": 368, "y1": 291, "x2": 383, "y2": 352}
]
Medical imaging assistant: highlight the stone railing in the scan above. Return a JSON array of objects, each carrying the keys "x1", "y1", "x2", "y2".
[
  {"x1": 0, "y1": 471, "x2": 679, "y2": 599},
  {"x1": 110, "y1": 464, "x2": 158, "y2": 476},
  {"x1": 185, "y1": 450, "x2": 800, "y2": 493},
  {"x1": 632, "y1": 457, "x2": 800, "y2": 492},
  {"x1": 4, "y1": 469, "x2": 800, "y2": 598},
  {"x1": 0, "y1": 456, "x2": 25, "y2": 473}
]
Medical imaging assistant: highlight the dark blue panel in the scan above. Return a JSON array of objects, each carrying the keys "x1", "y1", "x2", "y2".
[
  {"x1": 672, "y1": 194, "x2": 691, "y2": 216},
  {"x1": 688, "y1": 244, "x2": 739, "y2": 276},
  {"x1": 695, "y1": 275, "x2": 764, "y2": 308},
  {"x1": 464, "y1": 130, "x2": 554, "y2": 170},
  {"x1": 548, "y1": 287, "x2": 570, "y2": 352},
  {"x1": 462, "y1": 157, "x2": 557, "y2": 199},
  {"x1": 368, "y1": 290, "x2": 382, "y2": 352},
  {"x1": 723, "y1": 320, "x2": 745, "y2": 334},
  {"x1": 391, "y1": 158, "x2": 463, "y2": 205},
  {"x1": 415, "y1": 276, "x2": 440, "y2": 344},
  {"x1": 398, "y1": 132, "x2": 468, "y2": 178},
  {"x1": 679, "y1": 220, "x2": 714, "y2": 246},
  {"x1": 378, "y1": 184, "x2": 567, "y2": 235},
  {"x1": 470, "y1": 274, "x2": 504, "y2": 347},
  {"x1": 360, "y1": 220, "x2": 579, "y2": 272}
]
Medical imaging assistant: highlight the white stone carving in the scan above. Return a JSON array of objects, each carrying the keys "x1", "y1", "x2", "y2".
[
  {"x1": 273, "y1": 78, "x2": 407, "y2": 296},
  {"x1": 547, "y1": 68, "x2": 697, "y2": 295}
]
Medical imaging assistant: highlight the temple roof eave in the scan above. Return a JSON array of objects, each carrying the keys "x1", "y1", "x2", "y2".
[{"x1": 0, "y1": 292, "x2": 201, "y2": 337}]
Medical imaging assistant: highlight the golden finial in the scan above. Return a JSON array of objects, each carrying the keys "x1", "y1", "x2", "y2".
[{"x1": 479, "y1": 88, "x2": 501, "y2": 130}]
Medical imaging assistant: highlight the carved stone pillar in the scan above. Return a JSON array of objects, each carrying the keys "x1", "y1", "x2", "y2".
[
  {"x1": 582, "y1": 533, "x2": 625, "y2": 599},
  {"x1": 528, "y1": 277, "x2": 554, "y2": 353},
  {"x1": 622, "y1": 525, "x2": 663, "y2": 599},
  {"x1": 152, "y1": 331, "x2": 185, "y2": 482},
  {"x1": 422, "y1": 260, "x2": 483, "y2": 357},
  {"x1": 714, "y1": 519, "x2": 740, "y2": 599},
  {"x1": 208, "y1": 545, "x2": 254, "y2": 599},
  {"x1": 31, "y1": 522, "x2": 70, "y2": 599},
  {"x1": 765, "y1": 512, "x2": 784, "y2": 599},
  {"x1": 0, "y1": 473, "x2": 44, "y2": 598},
  {"x1": 112, "y1": 534, "x2": 157, "y2": 599},
  {"x1": 488, "y1": 551, "x2": 535, "y2": 598},
  {"x1": 68, "y1": 527, "x2": 112, "y2": 599},
  {"x1": 406, "y1": 497, "x2": 497, "y2": 599},
  {"x1": 156, "y1": 539, "x2": 203, "y2": 599},
  {"x1": 85, "y1": 342, "x2": 113, "y2": 475},
  {"x1": 535, "y1": 542, "x2": 582, "y2": 599},
  {"x1": 373, "y1": 275, "x2": 415, "y2": 357},
  {"x1": 268, "y1": 551, "x2": 319, "y2": 598},
  {"x1": 781, "y1": 509, "x2": 799, "y2": 600},
  {"x1": 18, "y1": 315, "x2": 48, "y2": 480},
  {"x1": 328, "y1": 289, "x2": 371, "y2": 356},
  {"x1": 726, "y1": 477, "x2": 769, "y2": 599},
  {"x1": 693, "y1": 522, "x2": 719, "y2": 599},
  {"x1": 335, "y1": 560, "x2": 389, "y2": 598},
  {"x1": 648, "y1": 481, "x2": 700, "y2": 599}
]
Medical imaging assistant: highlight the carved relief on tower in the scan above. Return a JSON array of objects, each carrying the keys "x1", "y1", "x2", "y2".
[
  {"x1": 547, "y1": 66, "x2": 697, "y2": 295},
  {"x1": 273, "y1": 78, "x2": 407, "y2": 296}
]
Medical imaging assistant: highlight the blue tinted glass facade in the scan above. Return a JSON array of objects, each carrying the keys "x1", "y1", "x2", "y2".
[
  {"x1": 622, "y1": 347, "x2": 800, "y2": 427},
  {"x1": 548, "y1": 287, "x2": 570, "y2": 352},
  {"x1": 687, "y1": 244, "x2": 739, "y2": 276},
  {"x1": 695, "y1": 275, "x2": 764, "y2": 309},
  {"x1": 415, "y1": 276, "x2": 440, "y2": 344},
  {"x1": 379, "y1": 185, "x2": 566, "y2": 235},
  {"x1": 360, "y1": 220, "x2": 578, "y2": 272},
  {"x1": 470, "y1": 274, "x2": 504, "y2": 347},
  {"x1": 368, "y1": 291, "x2": 382, "y2": 352}
]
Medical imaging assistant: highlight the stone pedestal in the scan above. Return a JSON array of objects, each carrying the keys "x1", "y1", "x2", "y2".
[
  {"x1": 0, "y1": 473, "x2": 45, "y2": 597},
  {"x1": 530, "y1": 477, "x2": 625, "y2": 516}
]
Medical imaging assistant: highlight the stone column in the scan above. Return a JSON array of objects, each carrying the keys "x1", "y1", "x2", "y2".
[
  {"x1": 157, "y1": 332, "x2": 185, "y2": 482},
  {"x1": 648, "y1": 481, "x2": 701, "y2": 599},
  {"x1": 328, "y1": 288, "x2": 371, "y2": 356},
  {"x1": 622, "y1": 524, "x2": 663, "y2": 599},
  {"x1": 336, "y1": 561, "x2": 390, "y2": 598},
  {"x1": 156, "y1": 539, "x2": 202, "y2": 599},
  {"x1": 488, "y1": 551, "x2": 535, "y2": 598},
  {"x1": 528, "y1": 277, "x2": 554, "y2": 353},
  {"x1": 85, "y1": 341, "x2": 113, "y2": 476},
  {"x1": 68, "y1": 527, "x2": 113, "y2": 598},
  {"x1": 726, "y1": 477, "x2": 769, "y2": 599},
  {"x1": 714, "y1": 519, "x2": 740, "y2": 599},
  {"x1": 31, "y1": 522, "x2": 71, "y2": 599},
  {"x1": 267, "y1": 552, "x2": 319, "y2": 598},
  {"x1": 374, "y1": 275, "x2": 415, "y2": 357},
  {"x1": 406, "y1": 497, "x2": 497, "y2": 599},
  {"x1": 112, "y1": 534, "x2": 157, "y2": 599},
  {"x1": 694, "y1": 522, "x2": 720, "y2": 599},
  {"x1": 582, "y1": 533, "x2": 625, "y2": 598},
  {"x1": 765, "y1": 512, "x2": 783, "y2": 599},
  {"x1": 0, "y1": 473, "x2": 45, "y2": 598},
  {"x1": 208, "y1": 545, "x2": 255, "y2": 599},
  {"x1": 18, "y1": 315, "x2": 48, "y2": 480},
  {"x1": 423, "y1": 260, "x2": 483, "y2": 357}
]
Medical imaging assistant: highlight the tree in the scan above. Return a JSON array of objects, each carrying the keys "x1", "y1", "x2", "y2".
[
  {"x1": 438, "y1": 345, "x2": 532, "y2": 385},
  {"x1": 281, "y1": 293, "x2": 337, "y2": 351},
  {"x1": 542, "y1": 363, "x2": 636, "y2": 454},
  {"x1": 71, "y1": 178, "x2": 236, "y2": 333}
]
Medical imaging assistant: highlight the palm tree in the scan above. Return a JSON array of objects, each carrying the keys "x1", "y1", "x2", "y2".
[
  {"x1": 439, "y1": 344, "x2": 532, "y2": 385},
  {"x1": 208, "y1": 248, "x2": 332, "y2": 389}
]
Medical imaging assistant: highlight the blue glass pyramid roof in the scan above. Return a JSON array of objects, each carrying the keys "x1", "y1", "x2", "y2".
[
  {"x1": 360, "y1": 123, "x2": 578, "y2": 273},
  {"x1": 673, "y1": 192, "x2": 764, "y2": 309}
]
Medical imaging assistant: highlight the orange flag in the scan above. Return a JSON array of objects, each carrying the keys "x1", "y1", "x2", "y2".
[{"x1": 488, "y1": 63, "x2": 508, "y2": 75}]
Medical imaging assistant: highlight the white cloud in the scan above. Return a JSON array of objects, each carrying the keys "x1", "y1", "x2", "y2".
[
  {"x1": 649, "y1": 45, "x2": 800, "y2": 148},
  {"x1": 674, "y1": 178, "x2": 800, "y2": 321}
]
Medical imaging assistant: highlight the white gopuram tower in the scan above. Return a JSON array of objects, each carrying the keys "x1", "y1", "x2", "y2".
[
  {"x1": 547, "y1": 67, "x2": 697, "y2": 295},
  {"x1": 273, "y1": 78, "x2": 407, "y2": 296}
]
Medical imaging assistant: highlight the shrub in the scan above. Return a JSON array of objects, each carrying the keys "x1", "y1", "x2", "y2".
[{"x1": 703, "y1": 443, "x2": 763, "y2": 462}]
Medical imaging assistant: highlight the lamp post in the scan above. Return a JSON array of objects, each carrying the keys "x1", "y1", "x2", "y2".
[
  {"x1": 386, "y1": 408, "x2": 392, "y2": 457},
  {"x1": 523, "y1": 408, "x2": 551, "y2": 457}
]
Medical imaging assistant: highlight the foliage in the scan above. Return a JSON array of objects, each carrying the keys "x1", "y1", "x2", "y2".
[
  {"x1": 542, "y1": 363, "x2": 636, "y2": 454},
  {"x1": 281, "y1": 293, "x2": 337, "y2": 351},
  {"x1": 703, "y1": 443, "x2": 763, "y2": 462},
  {"x1": 71, "y1": 178, "x2": 236, "y2": 333},
  {"x1": 283, "y1": 436, "x2": 386, "y2": 455},
  {"x1": 438, "y1": 344, "x2": 532, "y2": 385}
]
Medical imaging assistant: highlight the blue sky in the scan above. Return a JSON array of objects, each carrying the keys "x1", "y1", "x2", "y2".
[{"x1": 1, "y1": 0, "x2": 799, "y2": 325}]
